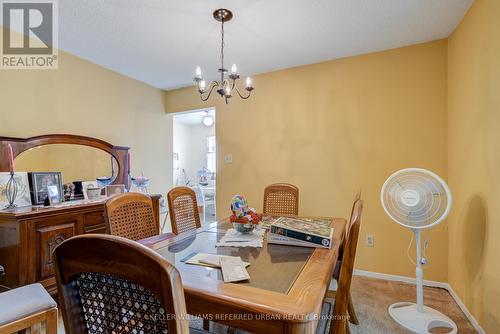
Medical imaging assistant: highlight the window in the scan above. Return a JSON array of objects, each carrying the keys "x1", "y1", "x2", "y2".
[{"x1": 207, "y1": 135, "x2": 216, "y2": 173}]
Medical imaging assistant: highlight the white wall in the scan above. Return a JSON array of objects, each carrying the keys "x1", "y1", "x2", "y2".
[
  {"x1": 173, "y1": 121, "x2": 192, "y2": 185},
  {"x1": 187, "y1": 124, "x2": 215, "y2": 182},
  {"x1": 172, "y1": 118, "x2": 215, "y2": 185}
]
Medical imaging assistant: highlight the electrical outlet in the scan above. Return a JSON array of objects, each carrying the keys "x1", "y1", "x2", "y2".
[
  {"x1": 224, "y1": 154, "x2": 233, "y2": 164},
  {"x1": 366, "y1": 235, "x2": 374, "y2": 247}
]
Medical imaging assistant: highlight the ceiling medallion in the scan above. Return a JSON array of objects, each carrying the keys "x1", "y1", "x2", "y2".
[{"x1": 193, "y1": 9, "x2": 254, "y2": 104}]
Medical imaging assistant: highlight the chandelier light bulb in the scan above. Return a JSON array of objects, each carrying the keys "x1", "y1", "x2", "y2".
[
  {"x1": 225, "y1": 85, "x2": 231, "y2": 96},
  {"x1": 246, "y1": 77, "x2": 252, "y2": 87},
  {"x1": 195, "y1": 66, "x2": 202, "y2": 78},
  {"x1": 199, "y1": 80, "x2": 206, "y2": 92},
  {"x1": 231, "y1": 64, "x2": 237, "y2": 74}
]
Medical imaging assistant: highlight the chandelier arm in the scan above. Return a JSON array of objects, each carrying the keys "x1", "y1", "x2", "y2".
[
  {"x1": 234, "y1": 84, "x2": 252, "y2": 99},
  {"x1": 199, "y1": 81, "x2": 219, "y2": 101}
]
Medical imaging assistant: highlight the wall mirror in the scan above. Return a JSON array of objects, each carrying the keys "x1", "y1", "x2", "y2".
[
  {"x1": 15, "y1": 144, "x2": 118, "y2": 186},
  {"x1": 0, "y1": 134, "x2": 129, "y2": 204}
]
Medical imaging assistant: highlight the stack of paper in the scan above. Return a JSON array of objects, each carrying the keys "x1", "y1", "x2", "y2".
[
  {"x1": 220, "y1": 256, "x2": 250, "y2": 282},
  {"x1": 185, "y1": 253, "x2": 250, "y2": 268},
  {"x1": 216, "y1": 228, "x2": 265, "y2": 248}
]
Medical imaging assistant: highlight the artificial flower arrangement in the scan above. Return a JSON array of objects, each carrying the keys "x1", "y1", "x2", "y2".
[{"x1": 230, "y1": 194, "x2": 262, "y2": 233}]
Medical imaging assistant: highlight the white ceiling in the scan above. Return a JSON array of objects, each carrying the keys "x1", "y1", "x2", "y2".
[{"x1": 56, "y1": 0, "x2": 473, "y2": 90}]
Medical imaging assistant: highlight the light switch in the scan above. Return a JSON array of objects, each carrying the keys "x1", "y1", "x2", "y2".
[
  {"x1": 224, "y1": 154, "x2": 233, "y2": 164},
  {"x1": 366, "y1": 235, "x2": 374, "y2": 247}
]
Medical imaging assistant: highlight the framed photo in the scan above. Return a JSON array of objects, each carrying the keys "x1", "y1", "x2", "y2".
[
  {"x1": 0, "y1": 172, "x2": 32, "y2": 209},
  {"x1": 47, "y1": 185, "x2": 62, "y2": 205},
  {"x1": 106, "y1": 184, "x2": 125, "y2": 197},
  {"x1": 28, "y1": 172, "x2": 63, "y2": 206}
]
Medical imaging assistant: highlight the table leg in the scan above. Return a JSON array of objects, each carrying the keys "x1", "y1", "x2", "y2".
[{"x1": 283, "y1": 321, "x2": 315, "y2": 334}]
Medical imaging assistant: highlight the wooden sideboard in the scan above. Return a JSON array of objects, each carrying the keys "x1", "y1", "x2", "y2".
[{"x1": 0, "y1": 194, "x2": 161, "y2": 294}]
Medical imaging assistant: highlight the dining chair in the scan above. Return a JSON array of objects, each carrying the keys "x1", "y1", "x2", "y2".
[
  {"x1": 53, "y1": 234, "x2": 191, "y2": 334},
  {"x1": 168, "y1": 186, "x2": 202, "y2": 235},
  {"x1": 0, "y1": 283, "x2": 57, "y2": 334},
  {"x1": 104, "y1": 192, "x2": 159, "y2": 241},
  {"x1": 190, "y1": 185, "x2": 207, "y2": 224},
  {"x1": 263, "y1": 183, "x2": 299, "y2": 216},
  {"x1": 331, "y1": 191, "x2": 362, "y2": 325},
  {"x1": 327, "y1": 199, "x2": 364, "y2": 334}
]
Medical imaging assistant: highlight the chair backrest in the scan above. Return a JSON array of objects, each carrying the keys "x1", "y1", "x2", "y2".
[
  {"x1": 331, "y1": 199, "x2": 363, "y2": 333},
  {"x1": 53, "y1": 234, "x2": 189, "y2": 334},
  {"x1": 263, "y1": 183, "x2": 299, "y2": 216},
  {"x1": 336, "y1": 191, "x2": 362, "y2": 263},
  {"x1": 167, "y1": 186, "x2": 201, "y2": 235},
  {"x1": 349, "y1": 191, "x2": 362, "y2": 227},
  {"x1": 104, "y1": 192, "x2": 159, "y2": 241}
]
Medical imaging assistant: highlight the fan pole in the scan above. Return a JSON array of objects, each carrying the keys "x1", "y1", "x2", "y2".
[{"x1": 414, "y1": 228, "x2": 424, "y2": 312}]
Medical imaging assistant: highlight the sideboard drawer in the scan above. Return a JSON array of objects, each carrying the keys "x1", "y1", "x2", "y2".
[{"x1": 83, "y1": 211, "x2": 106, "y2": 234}]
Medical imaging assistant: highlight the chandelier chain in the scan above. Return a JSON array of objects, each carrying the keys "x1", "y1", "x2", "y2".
[{"x1": 220, "y1": 19, "x2": 225, "y2": 83}]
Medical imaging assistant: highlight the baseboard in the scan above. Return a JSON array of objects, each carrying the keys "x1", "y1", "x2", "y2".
[
  {"x1": 353, "y1": 269, "x2": 449, "y2": 289},
  {"x1": 353, "y1": 269, "x2": 485, "y2": 334},
  {"x1": 445, "y1": 285, "x2": 485, "y2": 334}
]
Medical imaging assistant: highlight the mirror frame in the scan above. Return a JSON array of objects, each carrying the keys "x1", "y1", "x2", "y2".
[{"x1": 0, "y1": 134, "x2": 130, "y2": 187}]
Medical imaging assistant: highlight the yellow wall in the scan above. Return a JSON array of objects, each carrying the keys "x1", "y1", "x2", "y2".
[
  {"x1": 0, "y1": 27, "x2": 173, "y2": 198},
  {"x1": 165, "y1": 40, "x2": 449, "y2": 281},
  {"x1": 448, "y1": 0, "x2": 500, "y2": 331}
]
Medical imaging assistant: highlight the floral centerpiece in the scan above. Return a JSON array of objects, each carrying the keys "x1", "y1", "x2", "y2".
[{"x1": 230, "y1": 194, "x2": 262, "y2": 233}]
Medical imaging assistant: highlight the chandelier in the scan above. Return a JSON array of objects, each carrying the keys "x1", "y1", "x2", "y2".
[{"x1": 193, "y1": 9, "x2": 254, "y2": 104}]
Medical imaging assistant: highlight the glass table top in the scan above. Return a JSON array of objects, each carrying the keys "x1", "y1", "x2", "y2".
[{"x1": 153, "y1": 225, "x2": 315, "y2": 294}]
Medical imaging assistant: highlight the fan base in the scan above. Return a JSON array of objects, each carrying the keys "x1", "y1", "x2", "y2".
[{"x1": 389, "y1": 302, "x2": 457, "y2": 334}]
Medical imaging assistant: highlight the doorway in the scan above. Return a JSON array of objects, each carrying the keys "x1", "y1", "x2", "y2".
[{"x1": 172, "y1": 108, "x2": 216, "y2": 225}]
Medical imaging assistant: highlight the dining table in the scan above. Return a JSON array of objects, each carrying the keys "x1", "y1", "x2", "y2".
[{"x1": 139, "y1": 216, "x2": 346, "y2": 334}]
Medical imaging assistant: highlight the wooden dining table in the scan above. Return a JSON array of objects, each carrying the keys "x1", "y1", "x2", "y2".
[{"x1": 139, "y1": 216, "x2": 346, "y2": 334}]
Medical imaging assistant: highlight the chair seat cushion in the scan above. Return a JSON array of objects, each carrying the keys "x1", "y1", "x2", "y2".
[{"x1": 0, "y1": 283, "x2": 56, "y2": 325}]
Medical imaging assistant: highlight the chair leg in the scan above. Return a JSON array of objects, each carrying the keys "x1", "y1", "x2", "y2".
[
  {"x1": 45, "y1": 308, "x2": 58, "y2": 334},
  {"x1": 203, "y1": 319, "x2": 210, "y2": 331},
  {"x1": 347, "y1": 294, "x2": 359, "y2": 325},
  {"x1": 331, "y1": 318, "x2": 347, "y2": 334}
]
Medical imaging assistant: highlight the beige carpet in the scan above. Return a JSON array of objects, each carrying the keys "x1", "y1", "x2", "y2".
[
  {"x1": 57, "y1": 276, "x2": 477, "y2": 334},
  {"x1": 347, "y1": 276, "x2": 477, "y2": 334}
]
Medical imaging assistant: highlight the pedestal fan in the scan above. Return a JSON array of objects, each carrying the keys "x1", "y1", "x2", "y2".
[{"x1": 381, "y1": 168, "x2": 457, "y2": 334}]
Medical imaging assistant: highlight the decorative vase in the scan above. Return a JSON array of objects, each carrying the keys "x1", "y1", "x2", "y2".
[
  {"x1": 96, "y1": 176, "x2": 113, "y2": 188},
  {"x1": 233, "y1": 222, "x2": 255, "y2": 234},
  {"x1": 132, "y1": 175, "x2": 150, "y2": 193}
]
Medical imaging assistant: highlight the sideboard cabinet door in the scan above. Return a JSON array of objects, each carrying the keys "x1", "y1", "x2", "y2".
[{"x1": 26, "y1": 214, "x2": 85, "y2": 290}]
